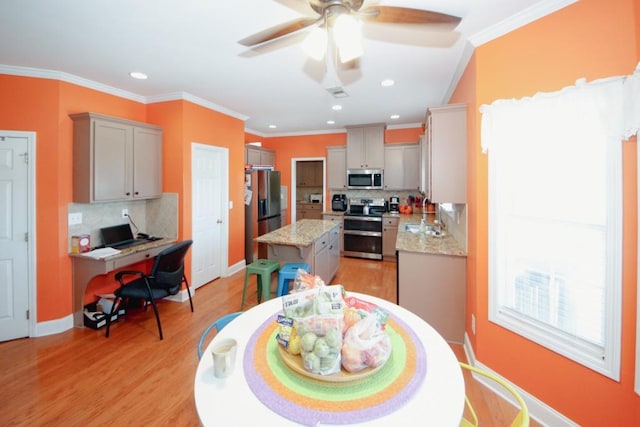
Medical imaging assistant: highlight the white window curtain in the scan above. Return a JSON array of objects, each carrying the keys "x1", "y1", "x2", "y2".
[{"x1": 482, "y1": 64, "x2": 640, "y2": 380}]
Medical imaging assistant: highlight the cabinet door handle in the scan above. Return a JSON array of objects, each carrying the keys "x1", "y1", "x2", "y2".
[{"x1": 126, "y1": 192, "x2": 131, "y2": 196}]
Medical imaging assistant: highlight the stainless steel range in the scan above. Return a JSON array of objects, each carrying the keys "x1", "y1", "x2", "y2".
[{"x1": 343, "y1": 198, "x2": 385, "y2": 260}]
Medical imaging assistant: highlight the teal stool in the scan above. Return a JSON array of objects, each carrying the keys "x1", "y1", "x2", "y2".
[
  {"x1": 276, "y1": 263, "x2": 311, "y2": 297},
  {"x1": 241, "y1": 259, "x2": 280, "y2": 310}
]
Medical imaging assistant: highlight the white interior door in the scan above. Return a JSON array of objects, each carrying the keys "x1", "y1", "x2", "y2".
[
  {"x1": 0, "y1": 132, "x2": 33, "y2": 341},
  {"x1": 191, "y1": 143, "x2": 228, "y2": 289}
]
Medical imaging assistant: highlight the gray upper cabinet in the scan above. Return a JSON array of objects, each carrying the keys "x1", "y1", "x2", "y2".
[
  {"x1": 245, "y1": 145, "x2": 275, "y2": 166},
  {"x1": 346, "y1": 125, "x2": 385, "y2": 170},
  {"x1": 70, "y1": 112, "x2": 162, "y2": 203},
  {"x1": 384, "y1": 143, "x2": 420, "y2": 190},
  {"x1": 422, "y1": 104, "x2": 467, "y2": 203},
  {"x1": 327, "y1": 146, "x2": 347, "y2": 189}
]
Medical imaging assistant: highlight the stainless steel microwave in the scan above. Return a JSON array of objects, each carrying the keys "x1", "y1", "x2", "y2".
[{"x1": 347, "y1": 169, "x2": 383, "y2": 190}]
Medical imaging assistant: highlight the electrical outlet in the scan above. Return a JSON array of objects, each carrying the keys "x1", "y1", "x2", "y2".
[
  {"x1": 68, "y1": 212, "x2": 82, "y2": 225},
  {"x1": 121, "y1": 209, "x2": 129, "y2": 218},
  {"x1": 471, "y1": 313, "x2": 476, "y2": 335}
]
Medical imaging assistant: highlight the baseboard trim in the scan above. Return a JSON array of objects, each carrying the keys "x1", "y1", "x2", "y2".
[
  {"x1": 463, "y1": 333, "x2": 578, "y2": 427},
  {"x1": 34, "y1": 315, "x2": 74, "y2": 337}
]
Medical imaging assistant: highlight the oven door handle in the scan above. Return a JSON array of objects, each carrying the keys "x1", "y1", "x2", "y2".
[
  {"x1": 343, "y1": 230, "x2": 382, "y2": 237},
  {"x1": 344, "y1": 216, "x2": 382, "y2": 222}
]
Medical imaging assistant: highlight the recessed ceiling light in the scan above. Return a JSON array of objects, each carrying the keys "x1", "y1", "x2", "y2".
[
  {"x1": 332, "y1": 105, "x2": 342, "y2": 111},
  {"x1": 381, "y1": 79, "x2": 395, "y2": 87},
  {"x1": 268, "y1": 125, "x2": 277, "y2": 129},
  {"x1": 327, "y1": 120, "x2": 335, "y2": 125},
  {"x1": 390, "y1": 114, "x2": 400, "y2": 119},
  {"x1": 129, "y1": 71, "x2": 148, "y2": 80}
]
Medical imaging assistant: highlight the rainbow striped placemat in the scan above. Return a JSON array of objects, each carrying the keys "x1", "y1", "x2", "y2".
[{"x1": 243, "y1": 313, "x2": 427, "y2": 425}]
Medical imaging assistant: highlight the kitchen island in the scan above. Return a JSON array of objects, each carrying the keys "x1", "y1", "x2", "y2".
[
  {"x1": 255, "y1": 219, "x2": 341, "y2": 284},
  {"x1": 395, "y1": 213, "x2": 467, "y2": 344}
]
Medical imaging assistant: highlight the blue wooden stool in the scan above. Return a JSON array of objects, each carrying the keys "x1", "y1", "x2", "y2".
[
  {"x1": 276, "y1": 263, "x2": 311, "y2": 296},
  {"x1": 241, "y1": 259, "x2": 280, "y2": 310}
]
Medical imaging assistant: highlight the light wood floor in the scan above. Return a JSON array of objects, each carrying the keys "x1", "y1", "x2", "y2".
[{"x1": 1, "y1": 256, "x2": 538, "y2": 426}]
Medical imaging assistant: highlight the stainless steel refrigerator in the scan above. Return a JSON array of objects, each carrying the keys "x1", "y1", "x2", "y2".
[{"x1": 245, "y1": 169, "x2": 281, "y2": 263}]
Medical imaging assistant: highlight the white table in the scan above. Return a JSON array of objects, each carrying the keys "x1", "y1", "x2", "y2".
[{"x1": 194, "y1": 292, "x2": 464, "y2": 426}]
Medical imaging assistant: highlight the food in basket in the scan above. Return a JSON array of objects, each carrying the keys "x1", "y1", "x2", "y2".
[
  {"x1": 281, "y1": 286, "x2": 345, "y2": 375},
  {"x1": 341, "y1": 313, "x2": 392, "y2": 373},
  {"x1": 278, "y1": 284, "x2": 391, "y2": 377}
]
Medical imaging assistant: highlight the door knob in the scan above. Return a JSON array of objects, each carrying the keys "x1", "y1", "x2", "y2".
[{"x1": 217, "y1": 219, "x2": 223, "y2": 224}]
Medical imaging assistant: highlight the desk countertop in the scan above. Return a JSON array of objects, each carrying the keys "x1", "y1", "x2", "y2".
[{"x1": 69, "y1": 238, "x2": 176, "y2": 260}]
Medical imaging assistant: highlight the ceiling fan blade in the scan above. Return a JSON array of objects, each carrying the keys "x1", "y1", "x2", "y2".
[
  {"x1": 359, "y1": 6, "x2": 461, "y2": 25},
  {"x1": 274, "y1": 0, "x2": 315, "y2": 16},
  {"x1": 238, "y1": 17, "x2": 319, "y2": 47}
]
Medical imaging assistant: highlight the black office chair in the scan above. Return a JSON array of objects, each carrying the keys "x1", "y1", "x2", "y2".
[{"x1": 105, "y1": 240, "x2": 194, "y2": 340}]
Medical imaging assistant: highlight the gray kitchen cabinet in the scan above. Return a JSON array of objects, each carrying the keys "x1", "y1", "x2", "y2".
[
  {"x1": 314, "y1": 227, "x2": 340, "y2": 284},
  {"x1": 262, "y1": 222, "x2": 341, "y2": 284},
  {"x1": 327, "y1": 146, "x2": 347, "y2": 189},
  {"x1": 322, "y1": 213, "x2": 344, "y2": 253},
  {"x1": 346, "y1": 125, "x2": 385, "y2": 170},
  {"x1": 398, "y1": 250, "x2": 466, "y2": 343},
  {"x1": 421, "y1": 104, "x2": 467, "y2": 203},
  {"x1": 70, "y1": 112, "x2": 162, "y2": 203},
  {"x1": 245, "y1": 145, "x2": 275, "y2": 166},
  {"x1": 382, "y1": 215, "x2": 399, "y2": 260},
  {"x1": 384, "y1": 143, "x2": 420, "y2": 190}
]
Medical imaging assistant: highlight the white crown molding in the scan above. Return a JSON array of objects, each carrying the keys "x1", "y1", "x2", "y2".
[
  {"x1": 145, "y1": 92, "x2": 248, "y2": 122},
  {"x1": 0, "y1": 64, "x2": 248, "y2": 121},
  {"x1": 468, "y1": 0, "x2": 579, "y2": 47},
  {"x1": 0, "y1": 64, "x2": 147, "y2": 103},
  {"x1": 246, "y1": 127, "x2": 347, "y2": 138},
  {"x1": 387, "y1": 122, "x2": 422, "y2": 130},
  {"x1": 443, "y1": 0, "x2": 578, "y2": 104},
  {"x1": 246, "y1": 122, "x2": 422, "y2": 138}
]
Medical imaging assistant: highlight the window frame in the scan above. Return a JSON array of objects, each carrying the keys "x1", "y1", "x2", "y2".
[{"x1": 487, "y1": 118, "x2": 622, "y2": 381}]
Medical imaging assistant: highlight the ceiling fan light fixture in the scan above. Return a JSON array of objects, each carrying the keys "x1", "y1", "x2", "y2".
[
  {"x1": 302, "y1": 26, "x2": 328, "y2": 61},
  {"x1": 333, "y1": 14, "x2": 363, "y2": 63}
]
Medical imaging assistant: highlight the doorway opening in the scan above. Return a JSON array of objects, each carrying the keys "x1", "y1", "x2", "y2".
[{"x1": 291, "y1": 157, "x2": 326, "y2": 223}]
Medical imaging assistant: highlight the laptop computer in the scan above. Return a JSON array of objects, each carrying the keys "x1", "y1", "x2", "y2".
[{"x1": 100, "y1": 223, "x2": 149, "y2": 249}]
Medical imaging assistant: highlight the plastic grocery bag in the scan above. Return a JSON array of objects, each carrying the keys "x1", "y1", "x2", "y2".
[
  {"x1": 341, "y1": 313, "x2": 392, "y2": 373},
  {"x1": 281, "y1": 286, "x2": 345, "y2": 375}
]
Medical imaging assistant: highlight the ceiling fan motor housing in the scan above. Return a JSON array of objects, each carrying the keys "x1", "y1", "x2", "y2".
[{"x1": 309, "y1": 0, "x2": 364, "y2": 15}]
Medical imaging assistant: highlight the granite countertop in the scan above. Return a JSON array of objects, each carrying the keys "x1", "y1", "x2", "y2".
[
  {"x1": 395, "y1": 214, "x2": 466, "y2": 257},
  {"x1": 255, "y1": 219, "x2": 339, "y2": 247}
]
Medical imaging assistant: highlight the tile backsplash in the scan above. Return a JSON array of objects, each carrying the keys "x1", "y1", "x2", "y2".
[{"x1": 67, "y1": 193, "x2": 178, "y2": 251}]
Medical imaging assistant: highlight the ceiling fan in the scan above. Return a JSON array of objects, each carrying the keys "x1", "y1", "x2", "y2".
[{"x1": 238, "y1": 0, "x2": 461, "y2": 63}]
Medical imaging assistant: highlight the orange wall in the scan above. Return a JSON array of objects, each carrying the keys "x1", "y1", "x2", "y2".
[
  {"x1": 256, "y1": 128, "x2": 423, "y2": 224},
  {"x1": 150, "y1": 100, "x2": 246, "y2": 265},
  {"x1": 0, "y1": 74, "x2": 246, "y2": 321},
  {"x1": 261, "y1": 133, "x2": 346, "y2": 224},
  {"x1": 450, "y1": 0, "x2": 640, "y2": 424}
]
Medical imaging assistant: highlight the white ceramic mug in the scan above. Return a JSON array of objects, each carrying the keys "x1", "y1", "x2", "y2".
[{"x1": 211, "y1": 338, "x2": 237, "y2": 378}]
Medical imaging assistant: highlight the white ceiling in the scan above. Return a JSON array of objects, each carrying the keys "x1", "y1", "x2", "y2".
[{"x1": 0, "y1": 0, "x2": 574, "y2": 136}]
